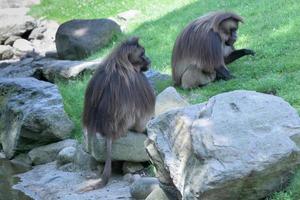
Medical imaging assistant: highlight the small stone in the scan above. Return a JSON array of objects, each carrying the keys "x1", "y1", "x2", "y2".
[
  {"x1": 13, "y1": 38, "x2": 34, "y2": 52},
  {"x1": 56, "y1": 146, "x2": 76, "y2": 166},
  {"x1": 28, "y1": 139, "x2": 77, "y2": 165},
  {"x1": 4, "y1": 35, "x2": 21, "y2": 46},
  {"x1": 132, "y1": 174, "x2": 141, "y2": 182},
  {"x1": 130, "y1": 177, "x2": 159, "y2": 200},
  {"x1": 0, "y1": 151, "x2": 6, "y2": 159},
  {"x1": 0, "y1": 45, "x2": 14, "y2": 60},
  {"x1": 123, "y1": 173, "x2": 133, "y2": 183},
  {"x1": 122, "y1": 162, "x2": 144, "y2": 174}
]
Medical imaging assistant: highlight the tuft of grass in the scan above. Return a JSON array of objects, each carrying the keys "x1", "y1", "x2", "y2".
[{"x1": 56, "y1": 74, "x2": 92, "y2": 140}]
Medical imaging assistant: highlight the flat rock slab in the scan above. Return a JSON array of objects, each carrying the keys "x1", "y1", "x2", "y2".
[
  {"x1": 0, "y1": 57, "x2": 102, "y2": 82},
  {"x1": 13, "y1": 162, "x2": 132, "y2": 200}
]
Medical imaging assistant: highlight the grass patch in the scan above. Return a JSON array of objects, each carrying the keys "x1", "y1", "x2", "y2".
[{"x1": 31, "y1": 1, "x2": 300, "y2": 199}]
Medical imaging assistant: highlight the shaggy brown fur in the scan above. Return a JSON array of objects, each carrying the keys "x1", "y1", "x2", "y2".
[
  {"x1": 80, "y1": 37, "x2": 155, "y2": 191},
  {"x1": 172, "y1": 11, "x2": 254, "y2": 89}
]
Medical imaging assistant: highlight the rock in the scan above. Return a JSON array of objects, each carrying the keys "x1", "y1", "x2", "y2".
[
  {"x1": 155, "y1": 86, "x2": 189, "y2": 116},
  {"x1": 73, "y1": 144, "x2": 98, "y2": 171},
  {"x1": 0, "y1": 151, "x2": 5, "y2": 159},
  {"x1": 4, "y1": 35, "x2": 21, "y2": 46},
  {"x1": 28, "y1": 139, "x2": 77, "y2": 165},
  {"x1": 56, "y1": 146, "x2": 76, "y2": 166},
  {"x1": 0, "y1": 57, "x2": 101, "y2": 81},
  {"x1": 34, "y1": 58, "x2": 102, "y2": 82},
  {"x1": 123, "y1": 173, "x2": 133, "y2": 183},
  {"x1": 29, "y1": 26, "x2": 46, "y2": 40},
  {"x1": 13, "y1": 38, "x2": 34, "y2": 52},
  {"x1": 0, "y1": 8, "x2": 37, "y2": 44},
  {"x1": 0, "y1": 45, "x2": 14, "y2": 60},
  {"x1": 85, "y1": 131, "x2": 149, "y2": 162},
  {"x1": 0, "y1": 78, "x2": 74, "y2": 159},
  {"x1": 0, "y1": 0, "x2": 40, "y2": 8},
  {"x1": 146, "y1": 90, "x2": 300, "y2": 200},
  {"x1": 116, "y1": 10, "x2": 141, "y2": 21},
  {"x1": 122, "y1": 162, "x2": 144, "y2": 174},
  {"x1": 145, "y1": 187, "x2": 172, "y2": 200},
  {"x1": 30, "y1": 20, "x2": 59, "y2": 56},
  {"x1": 130, "y1": 177, "x2": 159, "y2": 200},
  {"x1": 55, "y1": 19, "x2": 121, "y2": 60},
  {"x1": 11, "y1": 153, "x2": 32, "y2": 166},
  {"x1": 13, "y1": 162, "x2": 132, "y2": 200},
  {"x1": 0, "y1": 57, "x2": 35, "y2": 78}
]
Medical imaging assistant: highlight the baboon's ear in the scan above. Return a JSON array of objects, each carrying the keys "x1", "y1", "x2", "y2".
[{"x1": 127, "y1": 36, "x2": 139, "y2": 45}]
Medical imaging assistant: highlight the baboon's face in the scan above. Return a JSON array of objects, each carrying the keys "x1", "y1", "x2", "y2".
[
  {"x1": 219, "y1": 19, "x2": 239, "y2": 46},
  {"x1": 129, "y1": 45, "x2": 151, "y2": 72}
]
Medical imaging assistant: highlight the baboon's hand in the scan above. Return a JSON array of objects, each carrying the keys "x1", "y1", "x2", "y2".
[{"x1": 244, "y1": 49, "x2": 255, "y2": 56}]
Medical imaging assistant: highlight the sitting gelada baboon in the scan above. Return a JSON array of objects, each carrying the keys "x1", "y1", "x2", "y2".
[{"x1": 172, "y1": 11, "x2": 255, "y2": 89}]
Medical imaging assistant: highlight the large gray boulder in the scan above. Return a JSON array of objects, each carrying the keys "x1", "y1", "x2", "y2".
[
  {"x1": 146, "y1": 90, "x2": 300, "y2": 200},
  {"x1": 0, "y1": 78, "x2": 74, "y2": 159},
  {"x1": 0, "y1": 8, "x2": 37, "y2": 44},
  {"x1": 85, "y1": 131, "x2": 149, "y2": 162},
  {"x1": 0, "y1": 57, "x2": 101, "y2": 82},
  {"x1": 55, "y1": 19, "x2": 121, "y2": 60}
]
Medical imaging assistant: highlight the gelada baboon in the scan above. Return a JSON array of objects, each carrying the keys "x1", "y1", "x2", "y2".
[
  {"x1": 80, "y1": 37, "x2": 155, "y2": 192},
  {"x1": 172, "y1": 11, "x2": 255, "y2": 89}
]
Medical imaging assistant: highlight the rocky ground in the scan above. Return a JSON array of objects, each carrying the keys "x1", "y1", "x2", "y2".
[{"x1": 14, "y1": 162, "x2": 132, "y2": 200}]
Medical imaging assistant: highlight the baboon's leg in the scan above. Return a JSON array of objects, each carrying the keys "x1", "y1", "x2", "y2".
[
  {"x1": 181, "y1": 65, "x2": 216, "y2": 89},
  {"x1": 215, "y1": 65, "x2": 234, "y2": 80},
  {"x1": 224, "y1": 49, "x2": 255, "y2": 64}
]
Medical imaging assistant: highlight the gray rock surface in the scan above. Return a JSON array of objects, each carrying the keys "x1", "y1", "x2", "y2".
[
  {"x1": 155, "y1": 86, "x2": 189, "y2": 116},
  {"x1": 11, "y1": 153, "x2": 32, "y2": 166},
  {"x1": 0, "y1": 0, "x2": 40, "y2": 8},
  {"x1": 55, "y1": 19, "x2": 121, "y2": 60},
  {"x1": 145, "y1": 187, "x2": 171, "y2": 200},
  {"x1": 0, "y1": 57, "x2": 101, "y2": 81},
  {"x1": 0, "y1": 78, "x2": 74, "y2": 159},
  {"x1": 4, "y1": 35, "x2": 21, "y2": 46},
  {"x1": 30, "y1": 20, "x2": 59, "y2": 56},
  {"x1": 85, "y1": 131, "x2": 149, "y2": 162},
  {"x1": 146, "y1": 90, "x2": 300, "y2": 200},
  {"x1": 0, "y1": 45, "x2": 13, "y2": 60},
  {"x1": 0, "y1": 8, "x2": 36, "y2": 44},
  {"x1": 72, "y1": 144, "x2": 98, "y2": 171},
  {"x1": 13, "y1": 162, "x2": 132, "y2": 200},
  {"x1": 13, "y1": 38, "x2": 34, "y2": 53},
  {"x1": 122, "y1": 162, "x2": 144, "y2": 174},
  {"x1": 28, "y1": 139, "x2": 77, "y2": 165},
  {"x1": 56, "y1": 146, "x2": 77, "y2": 166},
  {"x1": 130, "y1": 177, "x2": 159, "y2": 200}
]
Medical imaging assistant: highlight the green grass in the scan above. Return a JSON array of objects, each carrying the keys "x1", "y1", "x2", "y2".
[{"x1": 31, "y1": 0, "x2": 300, "y2": 199}]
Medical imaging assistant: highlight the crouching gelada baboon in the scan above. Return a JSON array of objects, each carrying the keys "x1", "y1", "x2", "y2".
[
  {"x1": 172, "y1": 11, "x2": 255, "y2": 89},
  {"x1": 79, "y1": 37, "x2": 155, "y2": 192}
]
